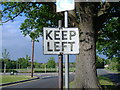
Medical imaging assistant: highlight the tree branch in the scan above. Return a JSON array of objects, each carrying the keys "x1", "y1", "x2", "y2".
[
  {"x1": 2, "y1": 3, "x2": 23, "y2": 12},
  {"x1": 98, "y1": 12, "x2": 120, "y2": 26},
  {"x1": 2, "y1": 3, "x2": 29, "y2": 23},
  {"x1": 2, "y1": 9, "x2": 24, "y2": 23}
]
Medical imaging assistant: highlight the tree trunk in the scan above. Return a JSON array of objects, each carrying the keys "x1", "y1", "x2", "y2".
[{"x1": 74, "y1": 3, "x2": 101, "y2": 89}]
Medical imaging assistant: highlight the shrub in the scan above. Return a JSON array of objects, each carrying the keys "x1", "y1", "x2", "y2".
[{"x1": 107, "y1": 62, "x2": 120, "y2": 71}]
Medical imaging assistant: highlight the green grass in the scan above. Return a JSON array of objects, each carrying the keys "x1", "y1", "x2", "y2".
[
  {"x1": 69, "y1": 76, "x2": 115, "y2": 88},
  {"x1": 98, "y1": 76, "x2": 114, "y2": 85},
  {"x1": 0, "y1": 75, "x2": 35, "y2": 84}
]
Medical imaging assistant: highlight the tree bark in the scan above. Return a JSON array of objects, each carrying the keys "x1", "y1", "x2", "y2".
[{"x1": 74, "y1": 3, "x2": 101, "y2": 89}]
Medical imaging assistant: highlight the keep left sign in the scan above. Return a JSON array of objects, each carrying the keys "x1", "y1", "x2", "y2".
[{"x1": 43, "y1": 27, "x2": 79, "y2": 55}]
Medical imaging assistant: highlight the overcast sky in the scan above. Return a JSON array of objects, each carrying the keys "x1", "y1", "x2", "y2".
[{"x1": 2, "y1": 16, "x2": 76, "y2": 63}]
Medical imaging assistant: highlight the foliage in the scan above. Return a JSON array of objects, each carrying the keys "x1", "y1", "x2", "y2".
[
  {"x1": 96, "y1": 56, "x2": 105, "y2": 68},
  {"x1": 0, "y1": 69, "x2": 17, "y2": 73},
  {"x1": 47, "y1": 57, "x2": 56, "y2": 68},
  {"x1": 40, "y1": 63, "x2": 46, "y2": 68},
  {"x1": 2, "y1": 2, "x2": 62, "y2": 41},
  {"x1": 0, "y1": 56, "x2": 43, "y2": 70},
  {"x1": 34, "y1": 68, "x2": 57, "y2": 73},
  {"x1": 34, "y1": 62, "x2": 42, "y2": 68},
  {"x1": 0, "y1": 58, "x2": 16, "y2": 69},
  {"x1": 17, "y1": 55, "x2": 30, "y2": 68},
  {"x1": 97, "y1": 17, "x2": 120, "y2": 59},
  {"x1": 2, "y1": 49, "x2": 10, "y2": 59},
  {"x1": 105, "y1": 57, "x2": 120, "y2": 71}
]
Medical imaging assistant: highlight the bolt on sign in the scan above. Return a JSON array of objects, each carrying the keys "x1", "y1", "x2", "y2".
[{"x1": 43, "y1": 27, "x2": 79, "y2": 54}]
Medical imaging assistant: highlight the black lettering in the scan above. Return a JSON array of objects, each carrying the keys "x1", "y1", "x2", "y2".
[
  {"x1": 70, "y1": 31, "x2": 76, "y2": 40},
  {"x1": 62, "y1": 31, "x2": 67, "y2": 40},
  {"x1": 68, "y1": 42, "x2": 75, "y2": 51},
  {"x1": 62, "y1": 42, "x2": 67, "y2": 51},
  {"x1": 54, "y1": 42, "x2": 60, "y2": 51},
  {"x1": 46, "y1": 30, "x2": 53, "y2": 40},
  {"x1": 54, "y1": 31, "x2": 60, "y2": 40},
  {"x1": 47, "y1": 42, "x2": 53, "y2": 51}
]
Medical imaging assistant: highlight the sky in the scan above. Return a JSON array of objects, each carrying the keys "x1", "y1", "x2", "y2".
[{"x1": 2, "y1": 16, "x2": 76, "y2": 63}]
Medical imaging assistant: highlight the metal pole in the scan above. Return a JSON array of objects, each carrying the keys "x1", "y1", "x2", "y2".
[
  {"x1": 65, "y1": 11, "x2": 68, "y2": 28},
  {"x1": 64, "y1": 11, "x2": 69, "y2": 89},
  {"x1": 58, "y1": 53, "x2": 63, "y2": 90},
  {"x1": 31, "y1": 40, "x2": 34, "y2": 77},
  {"x1": 58, "y1": 20, "x2": 63, "y2": 90}
]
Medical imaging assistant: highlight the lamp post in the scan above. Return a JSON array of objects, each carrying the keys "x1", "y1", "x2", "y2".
[
  {"x1": 31, "y1": 30, "x2": 35, "y2": 77},
  {"x1": 31, "y1": 39, "x2": 34, "y2": 77}
]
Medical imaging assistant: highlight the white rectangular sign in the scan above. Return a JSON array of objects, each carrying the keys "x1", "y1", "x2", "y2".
[
  {"x1": 56, "y1": 0, "x2": 75, "y2": 12},
  {"x1": 43, "y1": 27, "x2": 79, "y2": 54}
]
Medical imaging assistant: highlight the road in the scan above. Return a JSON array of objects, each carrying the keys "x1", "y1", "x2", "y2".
[{"x1": 1, "y1": 69, "x2": 120, "y2": 89}]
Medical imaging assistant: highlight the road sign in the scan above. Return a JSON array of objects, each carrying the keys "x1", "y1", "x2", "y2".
[
  {"x1": 43, "y1": 27, "x2": 79, "y2": 54},
  {"x1": 56, "y1": 0, "x2": 75, "y2": 12}
]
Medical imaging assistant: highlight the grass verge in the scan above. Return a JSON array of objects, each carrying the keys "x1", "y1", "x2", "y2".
[
  {"x1": 69, "y1": 76, "x2": 115, "y2": 89},
  {"x1": 98, "y1": 76, "x2": 114, "y2": 85},
  {"x1": 0, "y1": 75, "x2": 35, "y2": 84}
]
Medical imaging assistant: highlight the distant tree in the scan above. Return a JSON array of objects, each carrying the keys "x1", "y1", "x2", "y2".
[
  {"x1": 2, "y1": 59, "x2": 13, "y2": 69},
  {"x1": 17, "y1": 55, "x2": 30, "y2": 68},
  {"x1": 2, "y1": 49, "x2": 10, "y2": 59},
  {"x1": 34, "y1": 62, "x2": 42, "y2": 68},
  {"x1": 106, "y1": 57, "x2": 120, "y2": 71},
  {"x1": 47, "y1": 57, "x2": 56, "y2": 68},
  {"x1": 40, "y1": 63, "x2": 46, "y2": 68},
  {"x1": 0, "y1": 59, "x2": 4, "y2": 69},
  {"x1": 11, "y1": 60, "x2": 17, "y2": 69}
]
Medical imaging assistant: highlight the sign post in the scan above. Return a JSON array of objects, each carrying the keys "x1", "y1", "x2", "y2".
[
  {"x1": 58, "y1": 20, "x2": 63, "y2": 90},
  {"x1": 64, "y1": 11, "x2": 69, "y2": 89},
  {"x1": 58, "y1": 53, "x2": 63, "y2": 89}
]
